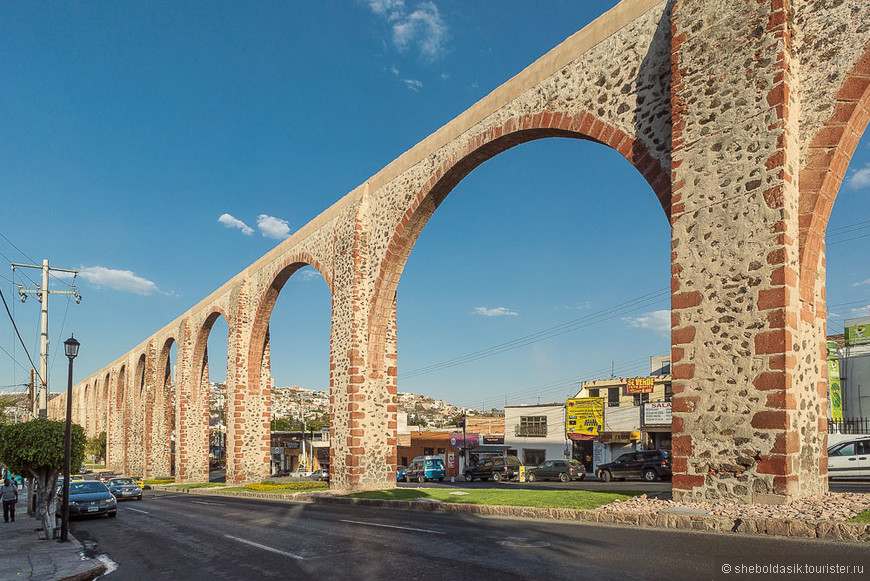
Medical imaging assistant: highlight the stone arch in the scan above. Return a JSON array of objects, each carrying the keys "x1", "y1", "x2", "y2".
[
  {"x1": 247, "y1": 255, "x2": 333, "y2": 393},
  {"x1": 191, "y1": 309, "x2": 230, "y2": 400},
  {"x1": 368, "y1": 112, "x2": 670, "y2": 373},
  {"x1": 150, "y1": 337, "x2": 177, "y2": 478},
  {"x1": 798, "y1": 48, "x2": 870, "y2": 301}
]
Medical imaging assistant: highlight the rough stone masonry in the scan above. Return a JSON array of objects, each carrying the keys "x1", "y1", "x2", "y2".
[{"x1": 50, "y1": 0, "x2": 870, "y2": 504}]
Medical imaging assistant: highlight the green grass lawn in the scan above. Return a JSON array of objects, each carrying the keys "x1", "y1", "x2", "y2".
[
  {"x1": 168, "y1": 482, "x2": 226, "y2": 489},
  {"x1": 849, "y1": 510, "x2": 870, "y2": 523},
  {"x1": 346, "y1": 488, "x2": 647, "y2": 509}
]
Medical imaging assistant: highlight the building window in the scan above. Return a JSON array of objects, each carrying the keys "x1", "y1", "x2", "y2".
[
  {"x1": 437, "y1": 448, "x2": 445, "y2": 455},
  {"x1": 588, "y1": 389, "x2": 599, "y2": 398},
  {"x1": 423, "y1": 447, "x2": 434, "y2": 456},
  {"x1": 665, "y1": 383, "x2": 673, "y2": 402},
  {"x1": 608, "y1": 387, "x2": 620, "y2": 407},
  {"x1": 523, "y1": 449, "x2": 546, "y2": 466},
  {"x1": 516, "y1": 416, "x2": 548, "y2": 437},
  {"x1": 633, "y1": 392, "x2": 650, "y2": 406},
  {"x1": 400, "y1": 456, "x2": 408, "y2": 466}
]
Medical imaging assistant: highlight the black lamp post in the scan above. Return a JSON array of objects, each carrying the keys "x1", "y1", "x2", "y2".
[{"x1": 59, "y1": 334, "x2": 79, "y2": 543}]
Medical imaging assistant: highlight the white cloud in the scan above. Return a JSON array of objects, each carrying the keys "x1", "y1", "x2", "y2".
[
  {"x1": 296, "y1": 267, "x2": 321, "y2": 282},
  {"x1": 404, "y1": 79, "x2": 423, "y2": 91},
  {"x1": 365, "y1": 0, "x2": 448, "y2": 62},
  {"x1": 473, "y1": 306, "x2": 518, "y2": 317},
  {"x1": 852, "y1": 278, "x2": 870, "y2": 287},
  {"x1": 390, "y1": 66, "x2": 400, "y2": 75},
  {"x1": 257, "y1": 214, "x2": 291, "y2": 240},
  {"x1": 623, "y1": 310, "x2": 671, "y2": 336},
  {"x1": 78, "y1": 266, "x2": 160, "y2": 295},
  {"x1": 845, "y1": 164, "x2": 870, "y2": 190},
  {"x1": 218, "y1": 213, "x2": 253, "y2": 235},
  {"x1": 849, "y1": 305, "x2": 870, "y2": 317}
]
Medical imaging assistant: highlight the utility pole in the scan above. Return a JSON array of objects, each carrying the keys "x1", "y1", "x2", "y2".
[{"x1": 12, "y1": 259, "x2": 81, "y2": 418}]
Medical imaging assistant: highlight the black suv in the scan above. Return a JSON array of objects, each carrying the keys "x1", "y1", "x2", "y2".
[
  {"x1": 464, "y1": 456, "x2": 521, "y2": 482},
  {"x1": 596, "y1": 450, "x2": 672, "y2": 482},
  {"x1": 526, "y1": 459, "x2": 586, "y2": 482}
]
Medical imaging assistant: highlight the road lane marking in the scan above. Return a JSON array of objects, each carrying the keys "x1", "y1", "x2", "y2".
[
  {"x1": 339, "y1": 519, "x2": 445, "y2": 534},
  {"x1": 190, "y1": 500, "x2": 225, "y2": 505},
  {"x1": 224, "y1": 535, "x2": 305, "y2": 560},
  {"x1": 126, "y1": 507, "x2": 149, "y2": 514}
]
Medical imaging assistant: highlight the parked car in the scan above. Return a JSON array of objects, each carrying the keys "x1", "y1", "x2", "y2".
[
  {"x1": 464, "y1": 456, "x2": 521, "y2": 482},
  {"x1": 310, "y1": 468, "x2": 329, "y2": 482},
  {"x1": 70, "y1": 475, "x2": 85, "y2": 482},
  {"x1": 526, "y1": 459, "x2": 586, "y2": 482},
  {"x1": 96, "y1": 471, "x2": 118, "y2": 483},
  {"x1": 68, "y1": 480, "x2": 117, "y2": 518},
  {"x1": 404, "y1": 456, "x2": 445, "y2": 483},
  {"x1": 106, "y1": 477, "x2": 143, "y2": 501},
  {"x1": 396, "y1": 465, "x2": 407, "y2": 481},
  {"x1": 828, "y1": 437, "x2": 870, "y2": 478},
  {"x1": 596, "y1": 450, "x2": 672, "y2": 482},
  {"x1": 287, "y1": 469, "x2": 313, "y2": 479}
]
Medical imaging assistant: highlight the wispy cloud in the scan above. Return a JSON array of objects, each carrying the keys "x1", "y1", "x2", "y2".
[
  {"x1": 845, "y1": 164, "x2": 870, "y2": 190},
  {"x1": 473, "y1": 306, "x2": 518, "y2": 317},
  {"x1": 296, "y1": 267, "x2": 321, "y2": 282},
  {"x1": 849, "y1": 305, "x2": 870, "y2": 317},
  {"x1": 623, "y1": 310, "x2": 671, "y2": 336},
  {"x1": 404, "y1": 79, "x2": 423, "y2": 91},
  {"x1": 218, "y1": 213, "x2": 253, "y2": 235},
  {"x1": 77, "y1": 266, "x2": 161, "y2": 295},
  {"x1": 257, "y1": 214, "x2": 291, "y2": 240},
  {"x1": 852, "y1": 278, "x2": 870, "y2": 287},
  {"x1": 365, "y1": 0, "x2": 449, "y2": 62}
]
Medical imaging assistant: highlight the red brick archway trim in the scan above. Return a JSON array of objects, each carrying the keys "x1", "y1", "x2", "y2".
[
  {"x1": 367, "y1": 109, "x2": 671, "y2": 376},
  {"x1": 799, "y1": 46, "x2": 870, "y2": 305}
]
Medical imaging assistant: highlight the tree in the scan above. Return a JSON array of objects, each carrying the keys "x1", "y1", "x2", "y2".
[
  {"x1": 0, "y1": 419, "x2": 85, "y2": 539},
  {"x1": 0, "y1": 397, "x2": 14, "y2": 425},
  {"x1": 270, "y1": 418, "x2": 294, "y2": 431},
  {"x1": 85, "y1": 431, "x2": 107, "y2": 463}
]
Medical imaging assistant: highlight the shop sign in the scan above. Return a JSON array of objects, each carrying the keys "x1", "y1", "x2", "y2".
[
  {"x1": 566, "y1": 397, "x2": 604, "y2": 438},
  {"x1": 643, "y1": 401, "x2": 672, "y2": 425},
  {"x1": 449, "y1": 432, "x2": 480, "y2": 449},
  {"x1": 598, "y1": 431, "x2": 640, "y2": 444},
  {"x1": 626, "y1": 377, "x2": 655, "y2": 394},
  {"x1": 482, "y1": 435, "x2": 504, "y2": 445},
  {"x1": 827, "y1": 341, "x2": 843, "y2": 423}
]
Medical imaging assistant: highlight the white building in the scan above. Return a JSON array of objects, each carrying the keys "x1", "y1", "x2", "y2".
[{"x1": 504, "y1": 404, "x2": 569, "y2": 467}]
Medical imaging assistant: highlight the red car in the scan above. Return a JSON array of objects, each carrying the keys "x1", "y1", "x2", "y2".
[{"x1": 96, "y1": 471, "x2": 118, "y2": 483}]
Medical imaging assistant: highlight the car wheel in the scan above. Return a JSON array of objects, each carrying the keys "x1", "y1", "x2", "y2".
[
  {"x1": 559, "y1": 472, "x2": 569, "y2": 483},
  {"x1": 600, "y1": 470, "x2": 612, "y2": 483},
  {"x1": 643, "y1": 468, "x2": 658, "y2": 482},
  {"x1": 464, "y1": 472, "x2": 473, "y2": 482},
  {"x1": 108, "y1": 511, "x2": 117, "y2": 518},
  {"x1": 527, "y1": 472, "x2": 536, "y2": 483},
  {"x1": 417, "y1": 474, "x2": 425, "y2": 484},
  {"x1": 492, "y1": 472, "x2": 501, "y2": 482}
]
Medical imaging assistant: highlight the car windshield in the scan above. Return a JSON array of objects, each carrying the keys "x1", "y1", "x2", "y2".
[
  {"x1": 110, "y1": 478, "x2": 135, "y2": 485},
  {"x1": 71, "y1": 482, "x2": 107, "y2": 494}
]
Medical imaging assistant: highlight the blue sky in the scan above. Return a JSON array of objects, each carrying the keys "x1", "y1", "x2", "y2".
[{"x1": 1, "y1": 1, "x2": 868, "y2": 412}]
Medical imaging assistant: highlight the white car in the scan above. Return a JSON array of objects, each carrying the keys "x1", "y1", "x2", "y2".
[{"x1": 827, "y1": 437, "x2": 870, "y2": 478}]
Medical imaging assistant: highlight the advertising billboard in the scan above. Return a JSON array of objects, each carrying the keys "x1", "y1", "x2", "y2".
[
  {"x1": 566, "y1": 397, "x2": 604, "y2": 439},
  {"x1": 845, "y1": 317, "x2": 870, "y2": 347},
  {"x1": 626, "y1": 377, "x2": 654, "y2": 394},
  {"x1": 643, "y1": 401, "x2": 672, "y2": 425},
  {"x1": 827, "y1": 341, "x2": 843, "y2": 422}
]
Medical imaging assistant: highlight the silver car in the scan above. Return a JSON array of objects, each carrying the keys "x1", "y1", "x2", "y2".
[{"x1": 106, "y1": 477, "x2": 143, "y2": 500}]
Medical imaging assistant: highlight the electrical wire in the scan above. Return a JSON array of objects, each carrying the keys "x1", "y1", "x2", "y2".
[{"x1": 0, "y1": 287, "x2": 44, "y2": 387}]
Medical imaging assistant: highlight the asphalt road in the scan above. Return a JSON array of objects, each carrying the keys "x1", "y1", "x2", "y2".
[{"x1": 70, "y1": 490, "x2": 870, "y2": 580}]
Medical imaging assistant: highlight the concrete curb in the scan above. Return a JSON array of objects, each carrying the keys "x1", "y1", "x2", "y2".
[{"x1": 152, "y1": 486, "x2": 870, "y2": 543}]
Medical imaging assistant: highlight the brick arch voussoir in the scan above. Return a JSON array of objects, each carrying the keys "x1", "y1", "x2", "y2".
[
  {"x1": 368, "y1": 110, "x2": 671, "y2": 374},
  {"x1": 190, "y1": 308, "x2": 231, "y2": 403},
  {"x1": 798, "y1": 47, "x2": 870, "y2": 305}
]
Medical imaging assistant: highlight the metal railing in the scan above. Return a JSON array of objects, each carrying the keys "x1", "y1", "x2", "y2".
[
  {"x1": 515, "y1": 424, "x2": 548, "y2": 437},
  {"x1": 828, "y1": 418, "x2": 870, "y2": 434}
]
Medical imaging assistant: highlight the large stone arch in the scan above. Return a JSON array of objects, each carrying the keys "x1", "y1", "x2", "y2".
[
  {"x1": 107, "y1": 365, "x2": 127, "y2": 473},
  {"x1": 147, "y1": 336, "x2": 177, "y2": 478}
]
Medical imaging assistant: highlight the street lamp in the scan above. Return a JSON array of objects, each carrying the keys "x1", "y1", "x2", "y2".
[{"x1": 59, "y1": 334, "x2": 79, "y2": 543}]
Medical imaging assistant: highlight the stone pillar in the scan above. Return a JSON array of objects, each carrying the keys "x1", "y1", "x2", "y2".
[
  {"x1": 669, "y1": 0, "x2": 825, "y2": 503},
  {"x1": 226, "y1": 287, "x2": 272, "y2": 486},
  {"x1": 107, "y1": 367, "x2": 126, "y2": 473},
  {"x1": 176, "y1": 323, "x2": 210, "y2": 484},
  {"x1": 148, "y1": 352, "x2": 173, "y2": 479}
]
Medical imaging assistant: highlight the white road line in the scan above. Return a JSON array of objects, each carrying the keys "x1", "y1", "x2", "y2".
[
  {"x1": 126, "y1": 507, "x2": 149, "y2": 514},
  {"x1": 190, "y1": 500, "x2": 225, "y2": 505},
  {"x1": 224, "y1": 535, "x2": 305, "y2": 560},
  {"x1": 339, "y1": 519, "x2": 445, "y2": 534}
]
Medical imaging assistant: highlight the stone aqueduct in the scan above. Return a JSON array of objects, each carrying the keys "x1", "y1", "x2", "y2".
[{"x1": 48, "y1": 0, "x2": 870, "y2": 503}]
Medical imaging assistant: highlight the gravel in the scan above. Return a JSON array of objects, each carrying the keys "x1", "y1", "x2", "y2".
[{"x1": 594, "y1": 492, "x2": 870, "y2": 522}]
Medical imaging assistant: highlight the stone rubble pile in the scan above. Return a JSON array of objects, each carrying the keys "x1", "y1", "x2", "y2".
[{"x1": 594, "y1": 492, "x2": 870, "y2": 522}]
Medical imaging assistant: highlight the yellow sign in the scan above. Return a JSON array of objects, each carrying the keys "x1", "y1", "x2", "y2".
[
  {"x1": 626, "y1": 377, "x2": 654, "y2": 394},
  {"x1": 566, "y1": 397, "x2": 604, "y2": 438}
]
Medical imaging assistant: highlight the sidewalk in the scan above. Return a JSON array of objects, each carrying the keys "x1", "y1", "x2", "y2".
[{"x1": 0, "y1": 494, "x2": 106, "y2": 581}]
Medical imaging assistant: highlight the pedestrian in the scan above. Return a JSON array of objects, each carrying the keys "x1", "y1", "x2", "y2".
[{"x1": 1, "y1": 478, "x2": 18, "y2": 522}]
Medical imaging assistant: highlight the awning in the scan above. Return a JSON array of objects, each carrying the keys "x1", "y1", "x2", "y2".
[{"x1": 469, "y1": 445, "x2": 510, "y2": 454}]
